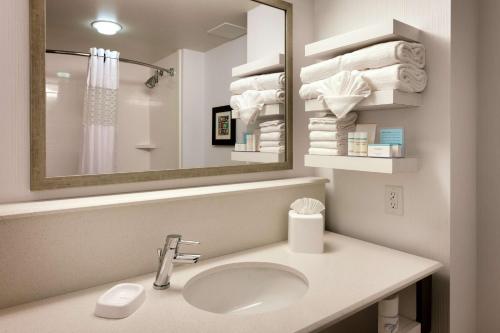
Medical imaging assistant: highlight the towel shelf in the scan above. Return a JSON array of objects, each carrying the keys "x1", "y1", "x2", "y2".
[
  {"x1": 231, "y1": 151, "x2": 285, "y2": 163},
  {"x1": 305, "y1": 19, "x2": 421, "y2": 59},
  {"x1": 135, "y1": 143, "x2": 157, "y2": 150},
  {"x1": 304, "y1": 155, "x2": 418, "y2": 174},
  {"x1": 232, "y1": 53, "x2": 285, "y2": 78},
  {"x1": 305, "y1": 90, "x2": 422, "y2": 112},
  {"x1": 232, "y1": 104, "x2": 285, "y2": 119}
]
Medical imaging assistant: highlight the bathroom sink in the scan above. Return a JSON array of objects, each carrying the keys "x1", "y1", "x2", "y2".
[{"x1": 182, "y1": 262, "x2": 308, "y2": 315}]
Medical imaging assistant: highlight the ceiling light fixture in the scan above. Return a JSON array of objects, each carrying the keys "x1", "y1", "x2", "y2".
[{"x1": 91, "y1": 20, "x2": 122, "y2": 36}]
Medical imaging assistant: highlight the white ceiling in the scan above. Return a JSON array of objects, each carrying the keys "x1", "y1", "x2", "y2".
[{"x1": 46, "y1": 0, "x2": 259, "y2": 63}]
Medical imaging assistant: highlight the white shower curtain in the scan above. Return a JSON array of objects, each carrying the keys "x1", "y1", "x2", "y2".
[{"x1": 80, "y1": 48, "x2": 120, "y2": 174}]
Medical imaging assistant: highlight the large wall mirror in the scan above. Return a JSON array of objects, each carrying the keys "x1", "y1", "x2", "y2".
[{"x1": 30, "y1": 0, "x2": 292, "y2": 190}]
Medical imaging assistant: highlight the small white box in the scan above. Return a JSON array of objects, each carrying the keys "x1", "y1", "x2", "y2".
[
  {"x1": 368, "y1": 144, "x2": 403, "y2": 158},
  {"x1": 288, "y1": 210, "x2": 324, "y2": 253}
]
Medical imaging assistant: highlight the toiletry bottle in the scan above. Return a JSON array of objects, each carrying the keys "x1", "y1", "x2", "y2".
[
  {"x1": 348, "y1": 132, "x2": 355, "y2": 156},
  {"x1": 359, "y1": 132, "x2": 368, "y2": 157},
  {"x1": 353, "y1": 132, "x2": 361, "y2": 156}
]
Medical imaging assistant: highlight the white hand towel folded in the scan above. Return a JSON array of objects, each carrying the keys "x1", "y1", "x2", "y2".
[
  {"x1": 260, "y1": 123, "x2": 286, "y2": 133},
  {"x1": 300, "y1": 41, "x2": 425, "y2": 83},
  {"x1": 308, "y1": 123, "x2": 355, "y2": 131},
  {"x1": 260, "y1": 119, "x2": 285, "y2": 127},
  {"x1": 229, "y1": 90, "x2": 261, "y2": 125},
  {"x1": 361, "y1": 63, "x2": 427, "y2": 93},
  {"x1": 260, "y1": 146, "x2": 285, "y2": 153},
  {"x1": 259, "y1": 141, "x2": 284, "y2": 147},
  {"x1": 260, "y1": 131, "x2": 284, "y2": 141},
  {"x1": 309, "y1": 126, "x2": 355, "y2": 141},
  {"x1": 309, "y1": 141, "x2": 342, "y2": 149},
  {"x1": 308, "y1": 147, "x2": 346, "y2": 156},
  {"x1": 230, "y1": 72, "x2": 285, "y2": 94},
  {"x1": 309, "y1": 112, "x2": 358, "y2": 125}
]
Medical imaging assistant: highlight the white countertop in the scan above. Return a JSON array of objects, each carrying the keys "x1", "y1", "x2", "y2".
[{"x1": 0, "y1": 232, "x2": 441, "y2": 333}]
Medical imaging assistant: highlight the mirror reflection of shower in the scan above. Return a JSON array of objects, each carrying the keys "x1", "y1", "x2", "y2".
[{"x1": 145, "y1": 68, "x2": 175, "y2": 88}]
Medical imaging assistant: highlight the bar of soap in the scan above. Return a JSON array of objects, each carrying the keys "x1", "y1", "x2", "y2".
[{"x1": 95, "y1": 283, "x2": 145, "y2": 319}]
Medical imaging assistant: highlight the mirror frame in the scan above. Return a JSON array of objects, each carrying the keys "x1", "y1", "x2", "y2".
[{"x1": 29, "y1": 0, "x2": 293, "y2": 190}]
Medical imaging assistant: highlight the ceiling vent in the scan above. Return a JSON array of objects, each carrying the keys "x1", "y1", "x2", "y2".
[{"x1": 207, "y1": 22, "x2": 246, "y2": 40}]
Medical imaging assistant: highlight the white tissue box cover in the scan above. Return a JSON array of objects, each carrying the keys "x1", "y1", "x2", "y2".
[
  {"x1": 288, "y1": 210, "x2": 324, "y2": 253},
  {"x1": 95, "y1": 283, "x2": 145, "y2": 319}
]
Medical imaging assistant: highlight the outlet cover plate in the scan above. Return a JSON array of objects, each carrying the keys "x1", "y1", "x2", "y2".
[{"x1": 385, "y1": 185, "x2": 404, "y2": 216}]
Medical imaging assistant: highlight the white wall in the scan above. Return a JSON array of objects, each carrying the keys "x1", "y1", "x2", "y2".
[
  {"x1": 180, "y1": 49, "x2": 206, "y2": 169},
  {"x1": 0, "y1": 0, "x2": 314, "y2": 204},
  {"x1": 247, "y1": 5, "x2": 285, "y2": 62},
  {"x1": 204, "y1": 36, "x2": 247, "y2": 167},
  {"x1": 477, "y1": 0, "x2": 500, "y2": 331},
  {"x1": 311, "y1": 1, "x2": 452, "y2": 332},
  {"x1": 151, "y1": 51, "x2": 180, "y2": 170}
]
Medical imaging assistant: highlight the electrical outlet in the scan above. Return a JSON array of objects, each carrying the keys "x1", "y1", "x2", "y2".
[{"x1": 385, "y1": 185, "x2": 404, "y2": 216}]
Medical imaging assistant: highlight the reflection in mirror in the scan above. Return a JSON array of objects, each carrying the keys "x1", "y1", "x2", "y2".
[{"x1": 44, "y1": 0, "x2": 286, "y2": 177}]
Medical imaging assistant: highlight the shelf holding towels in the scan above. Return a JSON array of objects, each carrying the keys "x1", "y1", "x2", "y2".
[{"x1": 300, "y1": 41, "x2": 425, "y2": 84}]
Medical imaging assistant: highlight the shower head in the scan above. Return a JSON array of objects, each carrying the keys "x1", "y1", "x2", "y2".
[{"x1": 145, "y1": 68, "x2": 175, "y2": 89}]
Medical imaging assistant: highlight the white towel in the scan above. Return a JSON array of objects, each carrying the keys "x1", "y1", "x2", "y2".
[
  {"x1": 260, "y1": 146, "x2": 285, "y2": 153},
  {"x1": 309, "y1": 112, "x2": 358, "y2": 125},
  {"x1": 260, "y1": 123, "x2": 285, "y2": 133},
  {"x1": 309, "y1": 126, "x2": 355, "y2": 141},
  {"x1": 300, "y1": 41, "x2": 425, "y2": 83},
  {"x1": 229, "y1": 90, "x2": 262, "y2": 125},
  {"x1": 308, "y1": 147, "x2": 346, "y2": 156},
  {"x1": 309, "y1": 141, "x2": 342, "y2": 149},
  {"x1": 361, "y1": 63, "x2": 427, "y2": 93},
  {"x1": 301, "y1": 71, "x2": 371, "y2": 118},
  {"x1": 260, "y1": 119, "x2": 284, "y2": 128},
  {"x1": 259, "y1": 141, "x2": 284, "y2": 147},
  {"x1": 230, "y1": 72, "x2": 285, "y2": 94},
  {"x1": 308, "y1": 123, "x2": 356, "y2": 131},
  {"x1": 260, "y1": 131, "x2": 284, "y2": 141},
  {"x1": 230, "y1": 89, "x2": 285, "y2": 110}
]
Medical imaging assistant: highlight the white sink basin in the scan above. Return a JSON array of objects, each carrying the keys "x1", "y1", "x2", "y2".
[{"x1": 182, "y1": 262, "x2": 308, "y2": 315}]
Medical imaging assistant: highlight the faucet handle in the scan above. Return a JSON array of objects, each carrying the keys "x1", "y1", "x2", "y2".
[{"x1": 178, "y1": 239, "x2": 200, "y2": 246}]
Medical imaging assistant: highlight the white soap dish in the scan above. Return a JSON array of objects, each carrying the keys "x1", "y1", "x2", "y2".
[{"x1": 95, "y1": 283, "x2": 145, "y2": 319}]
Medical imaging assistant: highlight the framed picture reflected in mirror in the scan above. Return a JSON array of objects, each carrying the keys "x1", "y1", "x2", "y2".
[{"x1": 212, "y1": 105, "x2": 236, "y2": 145}]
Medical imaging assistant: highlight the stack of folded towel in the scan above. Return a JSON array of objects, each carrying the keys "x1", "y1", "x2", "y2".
[
  {"x1": 229, "y1": 72, "x2": 285, "y2": 125},
  {"x1": 299, "y1": 41, "x2": 427, "y2": 116},
  {"x1": 308, "y1": 112, "x2": 358, "y2": 156},
  {"x1": 259, "y1": 120, "x2": 285, "y2": 153}
]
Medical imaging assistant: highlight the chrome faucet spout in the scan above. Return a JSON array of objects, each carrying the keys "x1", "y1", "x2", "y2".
[{"x1": 153, "y1": 234, "x2": 200, "y2": 290}]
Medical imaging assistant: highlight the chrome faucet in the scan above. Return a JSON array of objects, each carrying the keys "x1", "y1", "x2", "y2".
[{"x1": 153, "y1": 234, "x2": 200, "y2": 290}]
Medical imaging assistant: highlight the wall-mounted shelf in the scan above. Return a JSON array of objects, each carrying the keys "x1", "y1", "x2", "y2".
[
  {"x1": 232, "y1": 53, "x2": 285, "y2": 78},
  {"x1": 135, "y1": 143, "x2": 157, "y2": 150},
  {"x1": 232, "y1": 104, "x2": 285, "y2": 119},
  {"x1": 304, "y1": 155, "x2": 418, "y2": 174},
  {"x1": 305, "y1": 19, "x2": 421, "y2": 59},
  {"x1": 231, "y1": 151, "x2": 284, "y2": 163},
  {"x1": 305, "y1": 90, "x2": 422, "y2": 112}
]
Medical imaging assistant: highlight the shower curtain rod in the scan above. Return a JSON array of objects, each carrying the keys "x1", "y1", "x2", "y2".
[{"x1": 46, "y1": 49, "x2": 175, "y2": 76}]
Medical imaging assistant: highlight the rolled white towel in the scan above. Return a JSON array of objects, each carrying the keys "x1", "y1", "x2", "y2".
[
  {"x1": 260, "y1": 146, "x2": 285, "y2": 153},
  {"x1": 230, "y1": 72, "x2": 285, "y2": 94},
  {"x1": 309, "y1": 131, "x2": 347, "y2": 141},
  {"x1": 300, "y1": 64, "x2": 427, "y2": 98},
  {"x1": 260, "y1": 123, "x2": 285, "y2": 133},
  {"x1": 300, "y1": 41, "x2": 425, "y2": 83},
  {"x1": 361, "y1": 63, "x2": 427, "y2": 93},
  {"x1": 230, "y1": 89, "x2": 285, "y2": 110},
  {"x1": 308, "y1": 147, "x2": 346, "y2": 156},
  {"x1": 259, "y1": 141, "x2": 284, "y2": 147},
  {"x1": 260, "y1": 131, "x2": 284, "y2": 141},
  {"x1": 309, "y1": 141, "x2": 342, "y2": 149}
]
